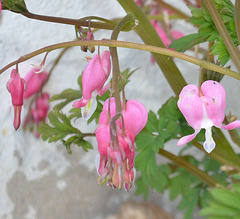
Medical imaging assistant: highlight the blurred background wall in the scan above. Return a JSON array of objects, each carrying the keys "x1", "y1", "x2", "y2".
[{"x1": 0, "y1": 0, "x2": 239, "y2": 218}]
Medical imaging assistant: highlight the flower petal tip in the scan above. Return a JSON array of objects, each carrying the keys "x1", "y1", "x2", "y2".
[{"x1": 203, "y1": 141, "x2": 215, "y2": 153}]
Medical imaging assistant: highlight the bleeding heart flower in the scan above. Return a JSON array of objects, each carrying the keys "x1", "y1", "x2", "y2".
[
  {"x1": 72, "y1": 51, "x2": 111, "y2": 120},
  {"x1": 177, "y1": 80, "x2": 240, "y2": 153},
  {"x1": 23, "y1": 67, "x2": 48, "y2": 99},
  {"x1": 95, "y1": 98, "x2": 148, "y2": 191},
  {"x1": 31, "y1": 92, "x2": 50, "y2": 124},
  {"x1": 7, "y1": 69, "x2": 26, "y2": 130}
]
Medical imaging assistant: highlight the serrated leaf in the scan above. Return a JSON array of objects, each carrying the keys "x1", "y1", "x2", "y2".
[
  {"x1": 178, "y1": 188, "x2": 200, "y2": 219},
  {"x1": 152, "y1": 135, "x2": 164, "y2": 153},
  {"x1": 135, "y1": 177, "x2": 149, "y2": 199},
  {"x1": 145, "y1": 111, "x2": 158, "y2": 133},
  {"x1": 135, "y1": 132, "x2": 154, "y2": 150},
  {"x1": 50, "y1": 89, "x2": 82, "y2": 110}
]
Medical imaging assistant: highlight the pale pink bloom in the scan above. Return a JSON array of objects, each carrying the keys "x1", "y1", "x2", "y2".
[
  {"x1": 177, "y1": 80, "x2": 240, "y2": 153},
  {"x1": 31, "y1": 93, "x2": 50, "y2": 124},
  {"x1": 0, "y1": 1, "x2": 2, "y2": 14},
  {"x1": 73, "y1": 51, "x2": 111, "y2": 120},
  {"x1": 95, "y1": 98, "x2": 148, "y2": 191},
  {"x1": 23, "y1": 67, "x2": 48, "y2": 99},
  {"x1": 7, "y1": 69, "x2": 26, "y2": 130}
]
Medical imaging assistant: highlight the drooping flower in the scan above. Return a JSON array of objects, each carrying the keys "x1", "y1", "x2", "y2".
[
  {"x1": 31, "y1": 93, "x2": 50, "y2": 124},
  {"x1": 0, "y1": 1, "x2": 2, "y2": 14},
  {"x1": 7, "y1": 69, "x2": 26, "y2": 130},
  {"x1": 30, "y1": 93, "x2": 50, "y2": 137},
  {"x1": 177, "y1": 80, "x2": 240, "y2": 153},
  {"x1": 23, "y1": 67, "x2": 48, "y2": 99},
  {"x1": 73, "y1": 50, "x2": 111, "y2": 120},
  {"x1": 95, "y1": 98, "x2": 148, "y2": 191}
]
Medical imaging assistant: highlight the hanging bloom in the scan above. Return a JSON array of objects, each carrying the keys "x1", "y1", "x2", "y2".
[
  {"x1": 30, "y1": 93, "x2": 50, "y2": 137},
  {"x1": 177, "y1": 80, "x2": 240, "y2": 153},
  {"x1": 7, "y1": 69, "x2": 26, "y2": 130},
  {"x1": 95, "y1": 98, "x2": 148, "y2": 191},
  {"x1": 31, "y1": 93, "x2": 50, "y2": 124},
  {"x1": 23, "y1": 67, "x2": 48, "y2": 99},
  {"x1": 72, "y1": 50, "x2": 111, "y2": 120},
  {"x1": 0, "y1": 1, "x2": 2, "y2": 14}
]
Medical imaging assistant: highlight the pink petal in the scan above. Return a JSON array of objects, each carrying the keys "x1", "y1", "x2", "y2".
[
  {"x1": 218, "y1": 120, "x2": 240, "y2": 130},
  {"x1": 23, "y1": 68, "x2": 48, "y2": 99},
  {"x1": 177, "y1": 130, "x2": 200, "y2": 146},
  {"x1": 201, "y1": 80, "x2": 226, "y2": 127},
  {"x1": 79, "y1": 51, "x2": 111, "y2": 107},
  {"x1": 123, "y1": 100, "x2": 148, "y2": 136},
  {"x1": 177, "y1": 84, "x2": 204, "y2": 130}
]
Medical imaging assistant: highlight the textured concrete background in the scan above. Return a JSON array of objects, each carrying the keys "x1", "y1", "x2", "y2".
[{"x1": 0, "y1": 0, "x2": 239, "y2": 219}]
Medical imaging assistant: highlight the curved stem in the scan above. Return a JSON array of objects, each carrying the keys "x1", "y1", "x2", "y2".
[
  {"x1": 159, "y1": 148, "x2": 218, "y2": 187},
  {"x1": 204, "y1": 0, "x2": 240, "y2": 72},
  {"x1": 1, "y1": 40, "x2": 239, "y2": 80},
  {"x1": 110, "y1": 14, "x2": 134, "y2": 114},
  {"x1": 21, "y1": 11, "x2": 131, "y2": 31}
]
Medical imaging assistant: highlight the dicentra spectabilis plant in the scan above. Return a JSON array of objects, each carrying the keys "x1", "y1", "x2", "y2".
[{"x1": 1, "y1": 0, "x2": 240, "y2": 218}]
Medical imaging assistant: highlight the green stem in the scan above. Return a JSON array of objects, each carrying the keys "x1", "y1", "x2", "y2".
[
  {"x1": 21, "y1": 11, "x2": 132, "y2": 31},
  {"x1": 159, "y1": 148, "x2": 218, "y2": 187},
  {"x1": 204, "y1": 0, "x2": 240, "y2": 72},
  {"x1": 110, "y1": 14, "x2": 134, "y2": 113},
  {"x1": 154, "y1": 0, "x2": 190, "y2": 20},
  {"x1": 117, "y1": 0, "x2": 187, "y2": 95},
  {"x1": 1, "y1": 40, "x2": 239, "y2": 80},
  {"x1": 234, "y1": 0, "x2": 240, "y2": 45}
]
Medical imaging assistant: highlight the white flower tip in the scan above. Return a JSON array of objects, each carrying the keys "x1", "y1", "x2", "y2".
[
  {"x1": 203, "y1": 141, "x2": 216, "y2": 153},
  {"x1": 81, "y1": 98, "x2": 97, "y2": 121},
  {"x1": 95, "y1": 155, "x2": 100, "y2": 175}
]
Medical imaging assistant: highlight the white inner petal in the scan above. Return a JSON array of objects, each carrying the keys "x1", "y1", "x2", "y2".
[
  {"x1": 201, "y1": 105, "x2": 213, "y2": 129},
  {"x1": 203, "y1": 127, "x2": 216, "y2": 153},
  {"x1": 81, "y1": 96, "x2": 97, "y2": 120}
]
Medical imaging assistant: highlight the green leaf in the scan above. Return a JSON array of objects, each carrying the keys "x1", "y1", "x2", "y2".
[
  {"x1": 135, "y1": 132, "x2": 154, "y2": 150},
  {"x1": 135, "y1": 177, "x2": 149, "y2": 199},
  {"x1": 210, "y1": 189, "x2": 240, "y2": 211},
  {"x1": 169, "y1": 33, "x2": 207, "y2": 52},
  {"x1": 178, "y1": 188, "x2": 200, "y2": 219},
  {"x1": 50, "y1": 89, "x2": 82, "y2": 110},
  {"x1": 145, "y1": 111, "x2": 158, "y2": 133},
  {"x1": 2, "y1": 0, "x2": 28, "y2": 13}
]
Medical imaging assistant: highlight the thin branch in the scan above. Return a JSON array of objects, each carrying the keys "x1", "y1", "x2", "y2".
[
  {"x1": 159, "y1": 148, "x2": 218, "y2": 187},
  {"x1": 1, "y1": 40, "x2": 240, "y2": 80},
  {"x1": 204, "y1": 0, "x2": 240, "y2": 72}
]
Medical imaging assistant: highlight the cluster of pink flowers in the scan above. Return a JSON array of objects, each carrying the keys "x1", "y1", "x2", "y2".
[
  {"x1": 177, "y1": 80, "x2": 240, "y2": 153},
  {"x1": 73, "y1": 50, "x2": 148, "y2": 190},
  {"x1": 95, "y1": 98, "x2": 148, "y2": 191},
  {"x1": 7, "y1": 67, "x2": 49, "y2": 130}
]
